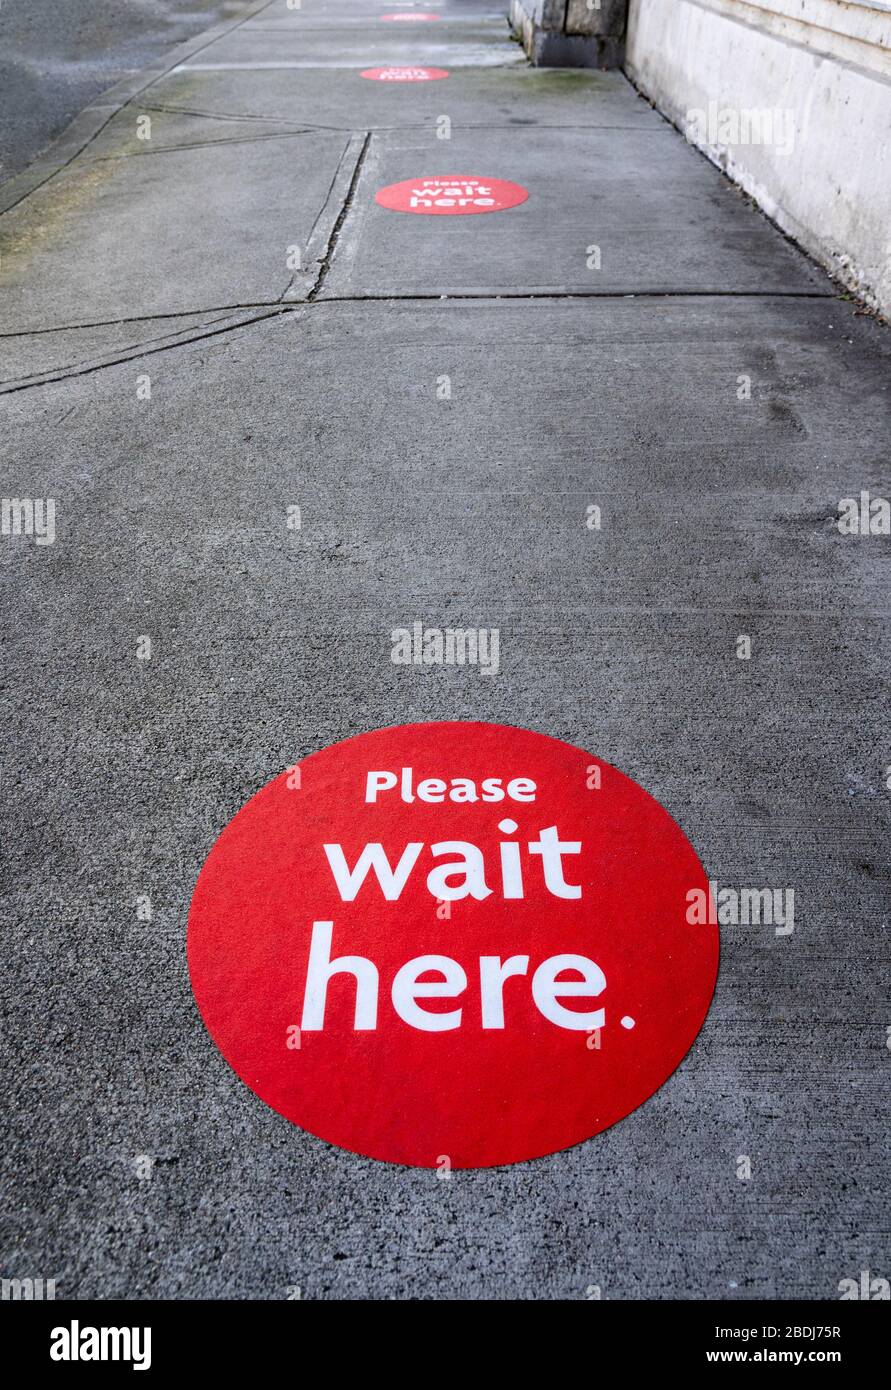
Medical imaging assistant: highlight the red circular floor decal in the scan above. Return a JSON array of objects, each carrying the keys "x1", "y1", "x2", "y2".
[
  {"x1": 375, "y1": 175, "x2": 528, "y2": 215},
  {"x1": 189, "y1": 722, "x2": 718, "y2": 1168},
  {"x1": 361, "y1": 66, "x2": 449, "y2": 81}
]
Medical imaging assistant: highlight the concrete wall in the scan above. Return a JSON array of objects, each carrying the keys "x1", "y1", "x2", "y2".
[
  {"x1": 625, "y1": 0, "x2": 891, "y2": 314},
  {"x1": 509, "y1": 0, "x2": 627, "y2": 67}
]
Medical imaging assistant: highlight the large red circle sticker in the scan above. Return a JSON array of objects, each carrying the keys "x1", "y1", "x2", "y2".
[
  {"x1": 361, "y1": 66, "x2": 449, "y2": 81},
  {"x1": 188, "y1": 722, "x2": 718, "y2": 1169},
  {"x1": 375, "y1": 175, "x2": 528, "y2": 215}
]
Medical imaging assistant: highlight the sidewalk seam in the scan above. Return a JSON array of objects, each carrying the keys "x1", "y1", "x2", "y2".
[
  {"x1": 81, "y1": 128, "x2": 327, "y2": 165},
  {"x1": 0, "y1": 287, "x2": 840, "y2": 341},
  {"x1": 279, "y1": 134, "x2": 361, "y2": 302},
  {"x1": 0, "y1": 305, "x2": 295, "y2": 396},
  {"x1": 0, "y1": 290, "x2": 845, "y2": 396}
]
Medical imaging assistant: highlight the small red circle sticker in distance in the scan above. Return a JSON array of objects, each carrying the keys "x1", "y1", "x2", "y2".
[
  {"x1": 375, "y1": 175, "x2": 528, "y2": 215},
  {"x1": 361, "y1": 66, "x2": 449, "y2": 81},
  {"x1": 188, "y1": 721, "x2": 718, "y2": 1169}
]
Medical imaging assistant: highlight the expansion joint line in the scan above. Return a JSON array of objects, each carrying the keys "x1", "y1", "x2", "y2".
[{"x1": 309, "y1": 132, "x2": 372, "y2": 302}]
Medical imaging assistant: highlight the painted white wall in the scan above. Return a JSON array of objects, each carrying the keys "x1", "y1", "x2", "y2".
[{"x1": 626, "y1": 0, "x2": 891, "y2": 312}]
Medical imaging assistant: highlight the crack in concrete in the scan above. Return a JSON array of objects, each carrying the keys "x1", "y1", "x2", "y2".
[
  {"x1": 125, "y1": 105, "x2": 672, "y2": 135},
  {"x1": 0, "y1": 289, "x2": 842, "y2": 395},
  {"x1": 312, "y1": 290, "x2": 837, "y2": 302},
  {"x1": 81, "y1": 128, "x2": 325, "y2": 164},
  {"x1": 141, "y1": 102, "x2": 300, "y2": 124},
  {"x1": 308, "y1": 132, "x2": 373, "y2": 303},
  {"x1": 0, "y1": 303, "x2": 285, "y2": 337},
  {"x1": 0, "y1": 305, "x2": 295, "y2": 395},
  {"x1": 276, "y1": 134, "x2": 357, "y2": 303},
  {"x1": 0, "y1": 311, "x2": 240, "y2": 388}
]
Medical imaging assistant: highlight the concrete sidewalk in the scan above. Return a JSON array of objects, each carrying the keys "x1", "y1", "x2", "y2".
[{"x1": 1, "y1": 0, "x2": 888, "y2": 1300}]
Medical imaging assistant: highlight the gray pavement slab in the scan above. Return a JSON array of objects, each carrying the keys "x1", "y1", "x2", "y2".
[
  {"x1": 241, "y1": 0, "x2": 511, "y2": 25},
  {"x1": 177, "y1": 21, "x2": 523, "y2": 67},
  {"x1": 82, "y1": 107, "x2": 318, "y2": 161},
  {"x1": 320, "y1": 126, "x2": 826, "y2": 297},
  {"x1": 0, "y1": 130, "x2": 353, "y2": 331},
  {"x1": 1, "y1": 0, "x2": 888, "y2": 1304},
  {"x1": 1, "y1": 295, "x2": 889, "y2": 1298},
  {"x1": 118, "y1": 64, "x2": 664, "y2": 134},
  {"x1": 0, "y1": 307, "x2": 287, "y2": 391}
]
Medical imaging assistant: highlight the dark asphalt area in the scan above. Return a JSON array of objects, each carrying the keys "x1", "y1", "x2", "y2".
[{"x1": 0, "y1": 1, "x2": 252, "y2": 182}]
